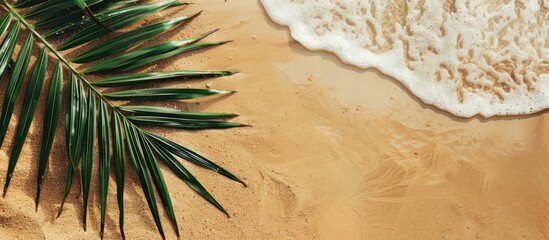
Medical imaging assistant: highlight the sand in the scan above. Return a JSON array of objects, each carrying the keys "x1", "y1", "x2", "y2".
[{"x1": 0, "y1": 0, "x2": 548, "y2": 239}]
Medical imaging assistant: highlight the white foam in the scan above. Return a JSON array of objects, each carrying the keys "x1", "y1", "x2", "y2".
[{"x1": 261, "y1": 0, "x2": 549, "y2": 117}]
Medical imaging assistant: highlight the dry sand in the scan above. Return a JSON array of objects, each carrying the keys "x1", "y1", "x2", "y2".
[{"x1": 0, "y1": 0, "x2": 548, "y2": 239}]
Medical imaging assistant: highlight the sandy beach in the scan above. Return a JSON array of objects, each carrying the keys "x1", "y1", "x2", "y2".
[{"x1": 0, "y1": 0, "x2": 548, "y2": 239}]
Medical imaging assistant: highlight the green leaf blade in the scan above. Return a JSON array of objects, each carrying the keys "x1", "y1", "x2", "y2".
[
  {"x1": 83, "y1": 29, "x2": 220, "y2": 74},
  {"x1": 118, "y1": 106, "x2": 238, "y2": 119},
  {"x1": 81, "y1": 93, "x2": 96, "y2": 230},
  {"x1": 92, "y1": 70, "x2": 235, "y2": 87},
  {"x1": 59, "y1": 74, "x2": 88, "y2": 217},
  {"x1": 145, "y1": 132, "x2": 246, "y2": 186},
  {"x1": 36, "y1": 61, "x2": 63, "y2": 210},
  {"x1": 73, "y1": 13, "x2": 201, "y2": 63},
  {"x1": 0, "y1": 14, "x2": 12, "y2": 41},
  {"x1": 0, "y1": 24, "x2": 24, "y2": 150},
  {"x1": 147, "y1": 138, "x2": 229, "y2": 216},
  {"x1": 123, "y1": 121, "x2": 165, "y2": 239},
  {"x1": 140, "y1": 133, "x2": 179, "y2": 237},
  {"x1": 58, "y1": 0, "x2": 179, "y2": 50},
  {"x1": 105, "y1": 88, "x2": 233, "y2": 101},
  {"x1": 3, "y1": 47, "x2": 48, "y2": 195},
  {"x1": 111, "y1": 111, "x2": 126, "y2": 239},
  {"x1": 129, "y1": 116, "x2": 246, "y2": 130},
  {"x1": 0, "y1": 18, "x2": 17, "y2": 82},
  {"x1": 98, "y1": 100, "x2": 110, "y2": 237},
  {"x1": 25, "y1": 0, "x2": 100, "y2": 19},
  {"x1": 14, "y1": 0, "x2": 47, "y2": 8}
]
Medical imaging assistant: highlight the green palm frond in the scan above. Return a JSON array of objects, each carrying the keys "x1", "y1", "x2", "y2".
[{"x1": 0, "y1": 0, "x2": 246, "y2": 238}]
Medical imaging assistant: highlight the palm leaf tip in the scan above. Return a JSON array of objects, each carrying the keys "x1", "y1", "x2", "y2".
[
  {"x1": 35, "y1": 61, "x2": 63, "y2": 210},
  {"x1": 81, "y1": 92, "x2": 97, "y2": 231},
  {"x1": 123, "y1": 121, "x2": 166, "y2": 238},
  {"x1": 128, "y1": 116, "x2": 247, "y2": 130},
  {"x1": 3, "y1": 47, "x2": 48, "y2": 196},
  {"x1": 98, "y1": 100, "x2": 110, "y2": 238},
  {"x1": 56, "y1": 0, "x2": 182, "y2": 50},
  {"x1": 139, "y1": 134, "x2": 180, "y2": 237},
  {"x1": 118, "y1": 105, "x2": 240, "y2": 119},
  {"x1": 82, "y1": 30, "x2": 227, "y2": 74},
  {"x1": 91, "y1": 70, "x2": 236, "y2": 87},
  {"x1": 145, "y1": 132, "x2": 246, "y2": 186},
  {"x1": 59, "y1": 74, "x2": 87, "y2": 217},
  {"x1": 0, "y1": 23, "x2": 23, "y2": 151},
  {"x1": 111, "y1": 111, "x2": 126, "y2": 239},
  {"x1": 104, "y1": 88, "x2": 234, "y2": 101},
  {"x1": 146, "y1": 136, "x2": 235, "y2": 217},
  {"x1": 72, "y1": 11, "x2": 204, "y2": 64}
]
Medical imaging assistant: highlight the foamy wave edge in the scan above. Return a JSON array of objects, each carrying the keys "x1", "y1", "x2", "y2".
[{"x1": 260, "y1": 0, "x2": 549, "y2": 118}]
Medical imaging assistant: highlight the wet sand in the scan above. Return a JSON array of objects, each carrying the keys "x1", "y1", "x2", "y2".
[{"x1": 0, "y1": 0, "x2": 549, "y2": 239}]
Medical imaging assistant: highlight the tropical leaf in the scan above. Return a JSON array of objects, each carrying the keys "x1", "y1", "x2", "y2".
[
  {"x1": 128, "y1": 115, "x2": 246, "y2": 130},
  {"x1": 145, "y1": 132, "x2": 246, "y2": 186},
  {"x1": 14, "y1": 0, "x2": 47, "y2": 8},
  {"x1": 3, "y1": 47, "x2": 48, "y2": 194},
  {"x1": 111, "y1": 111, "x2": 126, "y2": 238},
  {"x1": 139, "y1": 131, "x2": 180, "y2": 237},
  {"x1": 72, "y1": 0, "x2": 112, "y2": 31},
  {"x1": 81, "y1": 92, "x2": 96, "y2": 230},
  {"x1": 73, "y1": 13, "x2": 201, "y2": 63},
  {"x1": 56, "y1": 0, "x2": 180, "y2": 47},
  {"x1": 0, "y1": 26, "x2": 26, "y2": 150},
  {"x1": 123, "y1": 120, "x2": 165, "y2": 239},
  {"x1": 98, "y1": 100, "x2": 110, "y2": 237},
  {"x1": 59, "y1": 74, "x2": 88, "y2": 217},
  {"x1": 0, "y1": 14, "x2": 15, "y2": 79},
  {"x1": 0, "y1": 0, "x2": 246, "y2": 238},
  {"x1": 83, "y1": 30, "x2": 224, "y2": 74},
  {"x1": 35, "y1": 0, "x2": 137, "y2": 29},
  {"x1": 146, "y1": 136, "x2": 229, "y2": 216},
  {"x1": 92, "y1": 70, "x2": 235, "y2": 87},
  {"x1": 118, "y1": 105, "x2": 239, "y2": 119},
  {"x1": 105, "y1": 88, "x2": 234, "y2": 101},
  {"x1": 36, "y1": 61, "x2": 63, "y2": 210},
  {"x1": 25, "y1": 0, "x2": 95, "y2": 19}
]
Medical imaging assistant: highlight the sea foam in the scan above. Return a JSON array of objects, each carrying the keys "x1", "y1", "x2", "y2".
[{"x1": 261, "y1": 0, "x2": 549, "y2": 117}]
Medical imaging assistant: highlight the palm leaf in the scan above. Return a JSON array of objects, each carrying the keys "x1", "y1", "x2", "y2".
[
  {"x1": 59, "y1": 74, "x2": 88, "y2": 217},
  {"x1": 57, "y1": 0, "x2": 179, "y2": 48},
  {"x1": 73, "y1": 13, "x2": 201, "y2": 63},
  {"x1": 128, "y1": 115, "x2": 247, "y2": 130},
  {"x1": 123, "y1": 120, "x2": 165, "y2": 239},
  {"x1": 0, "y1": 14, "x2": 15, "y2": 78},
  {"x1": 72, "y1": 0, "x2": 112, "y2": 31},
  {"x1": 43, "y1": 0, "x2": 173, "y2": 38},
  {"x1": 111, "y1": 111, "x2": 126, "y2": 238},
  {"x1": 83, "y1": 30, "x2": 222, "y2": 74},
  {"x1": 118, "y1": 105, "x2": 238, "y2": 119},
  {"x1": 145, "y1": 132, "x2": 246, "y2": 186},
  {"x1": 35, "y1": 61, "x2": 63, "y2": 210},
  {"x1": 81, "y1": 92, "x2": 96, "y2": 230},
  {"x1": 0, "y1": 0, "x2": 247, "y2": 238},
  {"x1": 34, "y1": 0, "x2": 136, "y2": 29},
  {"x1": 14, "y1": 0, "x2": 47, "y2": 8},
  {"x1": 92, "y1": 70, "x2": 235, "y2": 87},
  {"x1": 0, "y1": 26, "x2": 25, "y2": 150},
  {"x1": 98, "y1": 100, "x2": 110, "y2": 237},
  {"x1": 139, "y1": 131, "x2": 180, "y2": 237},
  {"x1": 3, "y1": 46, "x2": 48, "y2": 195},
  {"x1": 105, "y1": 88, "x2": 233, "y2": 101},
  {"x1": 146, "y1": 136, "x2": 229, "y2": 216}
]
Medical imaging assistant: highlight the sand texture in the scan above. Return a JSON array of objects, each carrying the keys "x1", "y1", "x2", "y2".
[{"x1": 0, "y1": 1, "x2": 548, "y2": 239}]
